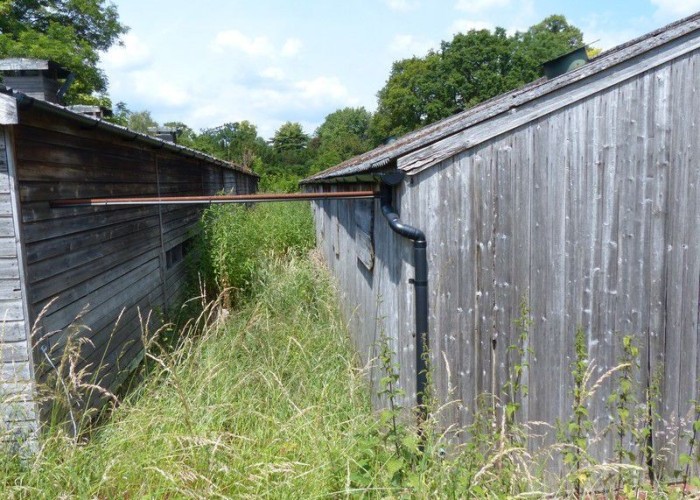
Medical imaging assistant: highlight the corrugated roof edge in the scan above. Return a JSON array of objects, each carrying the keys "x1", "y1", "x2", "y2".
[
  {"x1": 301, "y1": 10, "x2": 700, "y2": 184},
  {"x1": 6, "y1": 89, "x2": 259, "y2": 178}
]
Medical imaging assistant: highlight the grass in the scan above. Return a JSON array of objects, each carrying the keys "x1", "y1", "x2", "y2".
[
  {"x1": 2, "y1": 255, "x2": 375, "y2": 498},
  {"x1": 0, "y1": 203, "x2": 378, "y2": 498}
]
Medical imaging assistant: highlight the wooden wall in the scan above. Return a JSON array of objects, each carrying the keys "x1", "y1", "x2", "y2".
[
  {"x1": 0, "y1": 126, "x2": 37, "y2": 446},
  {"x1": 10, "y1": 108, "x2": 257, "y2": 414},
  {"x1": 4, "y1": 75, "x2": 61, "y2": 104},
  {"x1": 310, "y1": 47, "x2": 700, "y2": 469}
]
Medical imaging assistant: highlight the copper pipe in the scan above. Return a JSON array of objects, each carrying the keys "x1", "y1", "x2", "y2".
[{"x1": 50, "y1": 190, "x2": 377, "y2": 207}]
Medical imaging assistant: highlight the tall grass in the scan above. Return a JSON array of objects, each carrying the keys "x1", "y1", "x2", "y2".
[
  {"x1": 198, "y1": 201, "x2": 315, "y2": 305},
  {"x1": 0, "y1": 203, "x2": 377, "y2": 497}
]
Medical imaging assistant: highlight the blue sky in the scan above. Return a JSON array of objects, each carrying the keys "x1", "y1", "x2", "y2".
[{"x1": 100, "y1": 0, "x2": 700, "y2": 138}]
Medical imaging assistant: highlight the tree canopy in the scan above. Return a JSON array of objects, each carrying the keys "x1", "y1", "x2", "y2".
[
  {"x1": 0, "y1": 0, "x2": 128, "y2": 104},
  {"x1": 372, "y1": 15, "x2": 584, "y2": 140},
  {"x1": 188, "y1": 121, "x2": 267, "y2": 169},
  {"x1": 310, "y1": 107, "x2": 372, "y2": 173}
]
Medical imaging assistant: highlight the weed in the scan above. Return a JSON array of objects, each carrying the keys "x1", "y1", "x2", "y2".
[
  {"x1": 503, "y1": 298, "x2": 533, "y2": 437},
  {"x1": 679, "y1": 400, "x2": 700, "y2": 494},
  {"x1": 198, "y1": 201, "x2": 314, "y2": 306},
  {"x1": 562, "y1": 327, "x2": 594, "y2": 496},
  {"x1": 607, "y1": 335, "x2": 639, "y2": 490},
  {"x1": 643, "y1": 361, "x2": 664, "y2": 487}
]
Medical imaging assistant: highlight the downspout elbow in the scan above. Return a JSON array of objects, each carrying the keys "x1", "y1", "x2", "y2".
[{"x1": 379, "y1": 184, "x2": 425, "y2": 242}]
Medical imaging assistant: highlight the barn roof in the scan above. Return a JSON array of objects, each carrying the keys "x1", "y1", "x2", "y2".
[
  {"x1": 0, "y1": 88, "x2": 258, "y2": 178},
  {"x1": 302, "y1": 10, "x2": 700, "y2": 184}
]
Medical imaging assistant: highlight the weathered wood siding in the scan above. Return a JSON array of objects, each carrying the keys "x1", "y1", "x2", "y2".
[
  {"x1": 11, "y1": 107, "x2": 257, "y2": 410},
  {"x1": 3, "y1": 76, "x2": 61, "y2": 104},
  {"x1": 311, "y1": 47, "x2": 700, "y2": 468},
  {"x1": 0, "y1": 126, "x2": 37, "y2": 445}
]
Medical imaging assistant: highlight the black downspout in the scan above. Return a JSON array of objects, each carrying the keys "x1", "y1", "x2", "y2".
[{"x1": 379, "y1": 171, "x2": 429, "y2": 425}]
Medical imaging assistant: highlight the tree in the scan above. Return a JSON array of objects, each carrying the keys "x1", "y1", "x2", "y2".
[
  {"x1": 372, "y1": 15, "x2": 585, "y2": 140},
  {"x1": 109, "y1": 101, "x2": 130, "y2": 127},
  {"x1": 126, "y1": 110, "x2": 157, "y2": 134},
  {"x1": 193, "y1": 121, "x2": 267, "y2": 168},
  {"x1": 510, "y1": 15, "x2": 586, "y2": 83},
  {"x1": 311, "y1": 107, "x2": 373, "y2": 172},
  {"x1": 271, "y1": 122, "x2": 309, "y2": 152},
  {"x1": 0, "y1": 0, "x2": 128, "y2": 104}
]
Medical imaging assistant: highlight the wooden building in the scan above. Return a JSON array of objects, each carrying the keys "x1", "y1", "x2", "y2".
[
  {"x1": 303, "y1": 13, "x2": 700, "y2": 469},
  {"x1": 0, "y1": 89, "x2": 258, "y2": 444}
]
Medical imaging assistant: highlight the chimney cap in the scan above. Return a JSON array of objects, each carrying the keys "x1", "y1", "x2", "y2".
[{"x1": 0, "y1": 58, "x2": 70, "y2": 78}]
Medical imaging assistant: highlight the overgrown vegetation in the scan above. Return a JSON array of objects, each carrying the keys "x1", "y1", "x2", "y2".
[{"x1": 197, "y1": 201, "x2": 315, "y2": 305}]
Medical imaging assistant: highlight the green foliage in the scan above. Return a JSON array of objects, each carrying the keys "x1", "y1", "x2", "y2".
[
  {"x1": 190, "y1": 121, "x2": 267, "y2": 169},
  {"x1": 271, "y1": 121, "x2": 309, "y2": 152},
  {"x1": 199, "y1": 202, "x2": 315, "y2": 305},
  {"x1": 309, "y1": 107, "x2": 373, "y2": 173},
  {"x1": 503, "y1": 298, "x2": 533, "y2": 433},
  {"x1": 162, "y1": 121, "x2": 195, "y2": 143},
  {"x1": 0, "y1": 254, "x2": 374, "y2": 497},
  {"x1": 679, "y1": 401, "x2": 700, "y2": 493},
  {"x1": 644, "y1": 362, "x2": 664, "y2": 486},
  {"x1": 0, "y1": 0, "x2": 128, "y2": 103},
  {"x1": 562, "y1": 327, "x2": 594, "y2": 496},
  {"x1": 610, "y1": 338, "x2": 639, "y2": 460},
  {"x1": 257, "y1": 172, "x2": 302, "y2": 193},
  {"x1": 372, "y1": 15, "x2": 585, "y2": 140},
  {"x1": 125, "y1": 109, "x2": 157, "y2": 133}
]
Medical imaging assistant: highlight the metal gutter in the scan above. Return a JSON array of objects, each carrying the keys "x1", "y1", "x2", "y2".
[{"x1": 50, "y1": 190, "x2": 377, "y2": 207}]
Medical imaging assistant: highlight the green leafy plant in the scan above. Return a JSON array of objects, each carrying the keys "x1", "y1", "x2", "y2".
[
  {"x1": 503, "y1": 298, "x2": 533, "y2": 436},
  {"x1": 607, "y1": 335, "x2": 639, "y2": 491},
  {"x1": 198, "y1": 201, "x2": 315, "y2": 306},
  {"x1": 641, "y1": 361, "x2": 664, "y2": 488},
  {"x1": 678, "y1": 400, "x2": 700, "y2": 495},
  {"x1": 562, "y1": 327, "x2": 594, "y2": 497}
]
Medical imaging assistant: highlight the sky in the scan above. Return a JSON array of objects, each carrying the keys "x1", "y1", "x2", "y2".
[{"x1": 100, "y1": 0, "x2": 700, "y2": 139}]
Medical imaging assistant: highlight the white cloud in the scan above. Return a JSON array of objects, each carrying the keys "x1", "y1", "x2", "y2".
[
  {"x1": 210, "y1": 30, "x2": 275, "y2": 56},
  {"x1": 281, "y1": 38, "x2": 303, "y2": 57},
  {"x1": 260, "y1": 67, "x2": 286, "y2": 80},
  {"x1": 385, "y1": 0, "x2": 419, "y2": 11},
  {"x1": 454, "y1": 0, "x2": 511, "y2": 14},
  {"x1": 650, "y1": 0, "x2": 700, "y2": 17},
  {"x1": 165, "y1": 73, "x2": 361, "y2": 138},
  {"x1": 130, "y1": 70, "x2": 189, "y2": 107},
  {"x1": 389, "y1": 34, "x2": 435, "y2": 56},
  {"x1": 294, "y1": 76, "x2": 353, "y2": 104},
  {"x1": 449, "y1": 0, "x2": 533, "y2": 36},
  {"x1": 101, "y1": 33, "x2": 152, "y2": 71}
]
